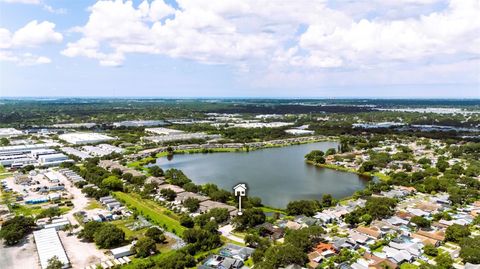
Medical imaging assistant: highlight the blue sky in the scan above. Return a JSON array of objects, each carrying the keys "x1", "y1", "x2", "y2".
[{"x1": 0, "y1": 0, "x2": 479, "y2": 98}]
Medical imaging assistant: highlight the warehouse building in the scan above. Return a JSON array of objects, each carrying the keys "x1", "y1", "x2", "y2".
[
  {"x1": 113, "y1": 120, "x2": 167, "y2": 127},
  {"x1": 38, "y1": 153, "x2": 72, "y2": 166},
  {"x1": 110, "y1": 243, "x2": 135, "y2": 259},
  {"x1": 61, "y1": 147, "x2": 92, "y2": 160},
  {"x1": 33, "y1": 228, "x2": 70, "y2": 269},
  {"x1": 59, "y1": 132, "x2": 115, "y2": 145},
  {"x1": 0, "y1": 128, "x2": 23, "y2": 138},
  {"x1": 145, "y1": 127, "x2": 185, "y2": 135},
  {"x1": 0, "y1": 143, "x2": 54, "y2": 156}
]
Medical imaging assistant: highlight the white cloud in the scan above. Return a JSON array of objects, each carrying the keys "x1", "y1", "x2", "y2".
[
  {"x1": 43, "y1": 4, "x2": 67, "y2": 14},
  {"x1": 60, "y1": 0, "x2": 479, "y2": 90},
  {"x1": 12, "y1": 20, "x2": 63, "y2": 47},
  {"x1": 0, "y1": 51, "x2": 51, "y2": 66},
  {"x1": 289, "y1": 0, "x2": 480, "y2": 69},
  {"x1": 1, "y1": 0, "x2": 67, "y2": 14},
  {"x1": 0, "y1": 20, "x2": 62, "y2": 65}
]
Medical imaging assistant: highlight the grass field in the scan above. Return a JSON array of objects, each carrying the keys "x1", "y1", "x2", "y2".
[
  {"x1": 260, "y1": 206, "x2": 286, "y2": 214},
  {"x1": 0, "y1": 172, "x2": 13, "y2": 179},
  {"x1": 110, "y1": 218, "x2": 147, "y2": 239},
  {"x1": 113, "y1": 192, "x2": 185, "y2": 235},
  {"x1": 85, "y1": 199, "x2": 102, "y2": 210},
  {"x1": 10, "y1": 204, "x2": 71, "y2": 217}
]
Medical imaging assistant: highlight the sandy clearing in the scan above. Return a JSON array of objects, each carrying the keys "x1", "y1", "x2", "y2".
[
  {"x1": 1, "y1": 234, "x2": 40, "y2": 269},
  {"x1": 59, "y1": 231, "x2": 108, "y2": 269}
]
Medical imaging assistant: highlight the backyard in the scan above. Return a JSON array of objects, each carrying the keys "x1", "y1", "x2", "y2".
[{"x1": 113, "y1": 192, "x2": 185, "y2": 235}]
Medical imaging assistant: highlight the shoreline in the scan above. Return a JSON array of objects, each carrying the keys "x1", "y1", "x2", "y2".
[
  {"x1": 168, "y1": 137, "x2": 338, "y2": 155},
  {"x1": 305, "y1": 161, "x2": 390, "y2": 182}
]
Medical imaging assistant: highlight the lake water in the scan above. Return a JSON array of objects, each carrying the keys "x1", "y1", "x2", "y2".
[{"x1": 154, "y1": 142, "x2": 370, "y2": 208}]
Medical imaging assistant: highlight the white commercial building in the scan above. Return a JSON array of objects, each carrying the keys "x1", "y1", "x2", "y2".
[
  {"x1": 61, "y1": 147, "x2": 92, "y2": 160},
  {"x1": 0, "y1": 143, "x2": 54, "y2": 156},
  {"x1": 113, "y1": 120, "x2": 167, "y2": 127},
  {"x1": 59, "y1": 132, "x2": 115, "y2": 145},
  {"x1": 111, "y1": 243, "x2": 135, "y2": 258},
  {"x1": 145, "y1": 127, "x2": 185, "y2": 135},
  {"x1": 38, "y1": 153, "x2": 71, "y2": 166},
  {"x1": 285, "y1": 129, "x2": 315, "y2": 135},
  {"x1": 0, "y1": 128, "x2": 23, "y2": 138},
  {"x1": 33, "y1": 228, "x2": 70, "y2": 269},
  {"x1": 231, "y1": 122, "x2": 294, "y2": 128},
  {"x1": 145, "y1": 133, "x2": 220, "y2": 143},
  {"x1": 52, "y1": 123, "x2": 97, "y2": 128}
]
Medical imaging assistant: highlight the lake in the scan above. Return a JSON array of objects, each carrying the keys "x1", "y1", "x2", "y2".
[{"x1": 154, "y1": 142, "x2": 370, "y2": 208}]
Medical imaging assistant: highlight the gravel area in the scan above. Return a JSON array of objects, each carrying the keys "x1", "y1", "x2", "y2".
[
  {"x1": 1, "y1": 235, "x2": 40, "y2": 269},
  {"x1": 164, "y1": 231, "x2": 186, "y2": 249},
  {"x1": 59, "y1": 231, "x2": 108, "y2": 269}
]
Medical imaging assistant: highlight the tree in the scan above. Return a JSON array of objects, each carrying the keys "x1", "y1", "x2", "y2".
[
  {"x1": 0, "y1": 216, "x2": 35, "y2": 246},
  {"x1": 359, "y1": 161, "x2": 375, "y2": 173},
  {"x1": 233, "y1": 208, "x2": 266, "y2": 231},
  {"x1": 194, "y1": 208, "x2": 230, "y2": 227},
  {"x1": 245, "y1": 234, "x2": 271, "y2": 249},
  {"x1": 248, "y1": 196, "x2": 263, "y2": 207},
  {"x1": 160, "y1": 188, "x2": 177, "y2": 201},
  {"x1": 156, "y1": 250, "x2": 195, "y2": 269},
  {"x1": 360, "y1": 213, "x2": 373, "y2": 224},
  {"x1": 321, "y1": 194, "x2": 335, "y2": 207},
  {"x1": 180, "y1": 215, "x2": 195, "y2": 228},
  {"x1": 326, "y1": 148, "x2": 336, "y2": 156},
  {"x1": 132, "y1": 237, "x2": 157, "y2": 258},
  {"x1": 93, "y1": 224, "x2": 125, "y2": 248},
  {"x1": 46, "y1": 256, "x2": 63, "y2": 269},
  {"x1": 122, "y1": 172, "x2": 133, "y2": 182},
  {"x1": 111, "y1": 168, "x2": 123, "y2": 176},
  {"x1": 183, "y1": 182, "x2": 200, "y2": 193},
  {"x1": 256, "y1": 244, "x2": 308, "y2": 268},
  {"x1": 434, "y1": 252, "x2": 454, "y2": 269},
  {"x1": 410, "y1": 216, "x2": 431, "y2": 229},
  {"x1": 459, "y1": 236, "x2": 480, "y2": 264},
  {"x1": 423, "y1": 244, "x2": 438, "y2": 256},
  {"x1": 286, "y1": 200, "x2": 319, "y2": 216},
  {"x1": 148, "y1": 165, "x2": 164, "y2": 177},
  {"x1": 436, "y1": 160, "x2": 449, "y2": 172},
  {"x1": 101, "y1": 176, "x2": 123, "y2": 191},
  {"x1": 78, "y1": 221, "x2": 104, "y2": 242},
  {"x1": 183, "y1": 197, "x2": 200, "y2": 213},
  {"x1": 0, "y1": 137, "x2": 10, "y2": 146},
  {"x1": 284, "y1": 226, "x2": 324, "y2": 252},
  {"x1": 305, "y1": 150, "x2": 325, "y2": 162},
  {"x1": 182, "y1": 227, "x2": 222, "y2": 251},
  {"x1": 208, "y1": 189, "x2": 231, "y2": 203},
  {"x1": 145, "y1": 227, "x2": 166, "y2": 243},
  {"x1": 445, "y1": 224, "x2": 470, "y2": 243},
  {"x1": 38, "y1": 207, "x2": 62, "y2": 220}
]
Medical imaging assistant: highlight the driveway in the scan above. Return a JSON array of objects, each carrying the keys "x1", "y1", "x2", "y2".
[{"x1": 219, "y1": 224, "x2": 244, "y2": 244}]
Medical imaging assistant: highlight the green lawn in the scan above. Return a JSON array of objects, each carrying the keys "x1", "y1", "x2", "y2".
[
  {"x1": 85, "y1": 200, "x2": 103, "y2": 210},
  {"x1": 260, "y1": 206, "x2": 286, "y2": 214},
  {"x1": 0, "y1": 172, "x2": 13, "y2": 179},
  {"x1": 111, "y1": 218, "x2": 147, "y2": 239},
  {"x1": 113, "y1": 192, "x2": 185, "y2": 235},
  {"x1": 10, "y1": 204, "x2": 71, "y2": 217}
]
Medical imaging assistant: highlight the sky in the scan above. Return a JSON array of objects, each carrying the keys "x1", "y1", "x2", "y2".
[{"x1": 0, "y1": 0, "x2": 479, "y2": 98}]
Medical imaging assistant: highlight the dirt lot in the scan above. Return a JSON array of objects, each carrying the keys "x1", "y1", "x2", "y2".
[
  {"x1": 59, "y1": 231, "x2": 108, "y2": 268},
  {"x1": 1, "y1": 234, "x2": 40, "y2": 269}
]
